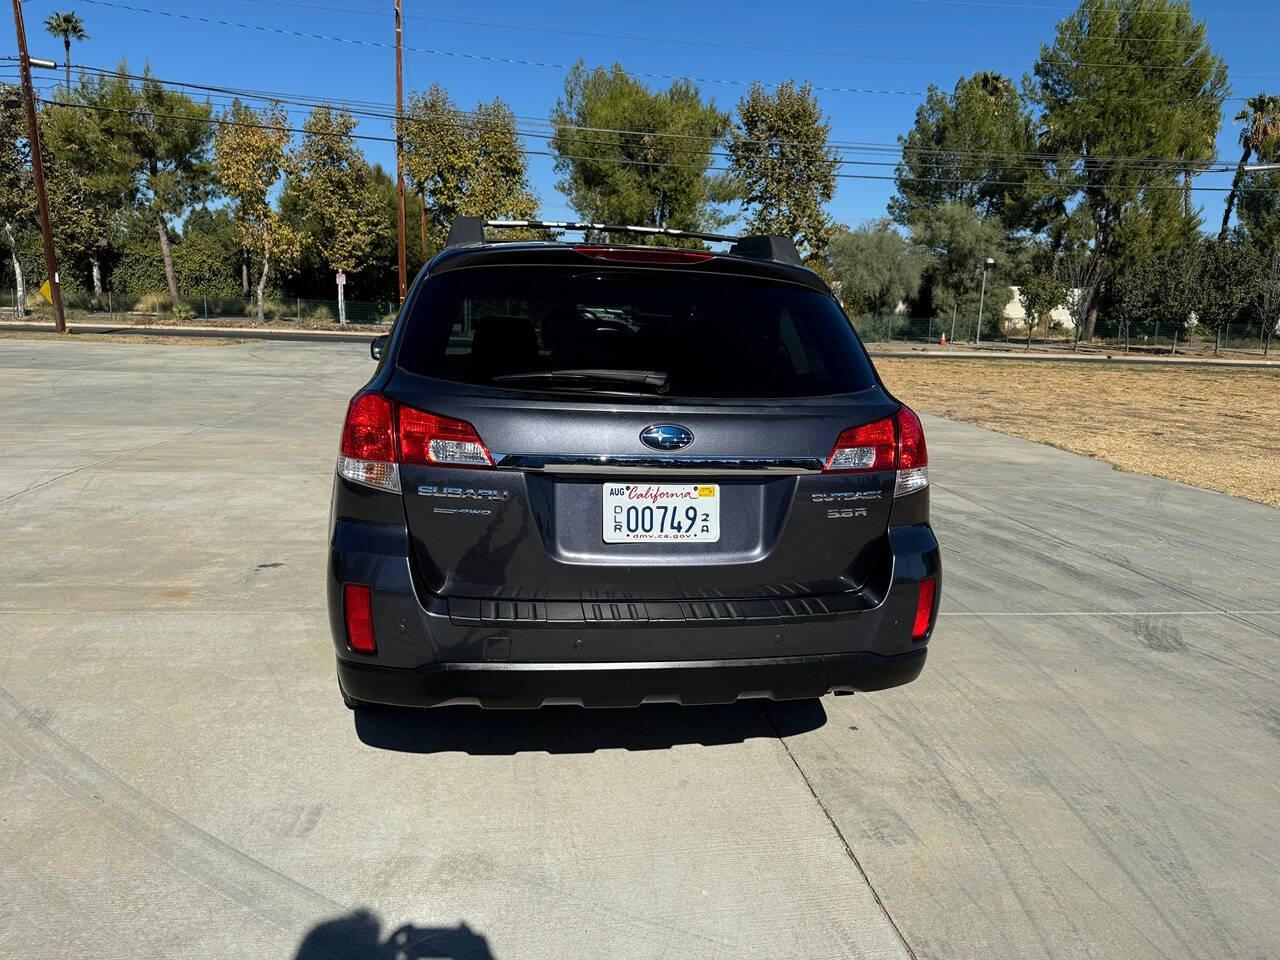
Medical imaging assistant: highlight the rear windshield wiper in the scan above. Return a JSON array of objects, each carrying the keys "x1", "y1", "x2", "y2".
[{"x1": 493, "y1": 369, "x2": 670, "y2": 394}]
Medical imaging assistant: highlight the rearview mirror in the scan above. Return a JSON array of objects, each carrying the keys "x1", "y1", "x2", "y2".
[{"x1": 370, "y1": 335, "x2": 387, "y2": 361}]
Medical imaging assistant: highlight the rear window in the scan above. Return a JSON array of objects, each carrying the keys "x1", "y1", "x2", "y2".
[{"x1": 395, "y1": 266, "x2": 877, "y2": 399}]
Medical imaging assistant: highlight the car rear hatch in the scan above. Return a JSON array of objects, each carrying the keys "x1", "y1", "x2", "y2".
[{"x1": 387, "y1": 250, "x2": 904, "y2": 604}]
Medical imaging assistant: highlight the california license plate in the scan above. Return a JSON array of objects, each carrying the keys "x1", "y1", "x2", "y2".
[{"x1": 602, "y1": 483, "x2": 720, "y2": 543}]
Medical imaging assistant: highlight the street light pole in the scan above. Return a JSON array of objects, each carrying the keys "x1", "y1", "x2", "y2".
[
  {"x1": 394, "y1": 0, "x2": 408, "y2": 304},
  {"x1": 10, "y1": 0, "x2": 67, "y2": 334},
  {"x1": 975, "y1": 256, "x2": 995, "y2": 346}
]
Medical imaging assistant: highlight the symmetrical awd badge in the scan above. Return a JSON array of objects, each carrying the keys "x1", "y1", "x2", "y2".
[{"x1": 640, "y1": 424, "x2": 694, "y2": 451}]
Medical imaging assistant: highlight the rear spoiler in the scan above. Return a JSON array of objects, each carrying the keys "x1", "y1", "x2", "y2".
[{"x1": 444, "y1": 217, "x2": 802, "y2": 267}]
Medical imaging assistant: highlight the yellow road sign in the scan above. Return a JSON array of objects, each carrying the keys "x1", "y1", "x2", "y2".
[{"x1": 39, "y1": 279, "x2": 52, "y2": 304}]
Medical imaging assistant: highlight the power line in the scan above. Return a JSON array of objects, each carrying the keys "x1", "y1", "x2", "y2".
[
  {"x1": 38, "y1": 61, "x2": 1253, "y2": 173},
  {"x1": 8, "y1": 76, "x2": 1242, "y2": 193},
  {"x1": 152, "y1": 0, "x2": 1280, "y2": 52},
  {"x1": 899, "y1": 0, "x2": 1280, "y2": 19},
  {"x1": 76, "y1": 0, "x2": 1280, "y2": 87},
  {"x1": 6, "y1": 61, "x2": 1254, "y2": 184},
  {"x1": 567, "y1": 0, "x2": 1280, "y2": 34},
  {"x1": 36, "y1": 96, "x2": 1279, "y2": 194}
]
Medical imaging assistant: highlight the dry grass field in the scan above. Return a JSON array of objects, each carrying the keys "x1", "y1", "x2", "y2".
[{"x1": 875, "y1": 358, "x2": 1280, "y2": 508}]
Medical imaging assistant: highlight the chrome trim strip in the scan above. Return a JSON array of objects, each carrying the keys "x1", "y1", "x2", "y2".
[{"x1": 493, "y1": 454, "x2": 825, "y2": 475}]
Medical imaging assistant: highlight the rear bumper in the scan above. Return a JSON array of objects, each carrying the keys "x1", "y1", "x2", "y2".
[
  {"x1": 327, "y1": 512, "x2": 939, "y2": 708},
  {"x1": 337, "y1": 648, "x2": 927, "y2": 708}
]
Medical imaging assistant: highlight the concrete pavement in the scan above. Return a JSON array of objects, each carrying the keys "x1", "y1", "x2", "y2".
[{"x1": 0, "y1": 339, "x2": 1276, "y2": 959}]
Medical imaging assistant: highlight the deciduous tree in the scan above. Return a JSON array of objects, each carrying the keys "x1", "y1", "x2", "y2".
[
  {"x1": 289, "y1": 107, "x2": 386, "y2": 319},
  {"x1": 1258, "y1": 248, "x2": 1280, "y2": 357},
  {"x1": 214, "y1": 101, "x2": 303, "y2": 320},
  {"x1": 1, "y1": 83, "x2": 99, "y2": 310},
  {"x1": 1017, "y1": 269, "x2": 1069, "y2": 347},
  {"x1": 1109, "y1": 244, "x2": 1199, "y2": 343},
  {"x1": 727, "y1": 81, "x2": 838, "y2": 262},
  {"x1": 826, "y1": 221, "x2": 922, "y2": 317},
  {"x1": 402, "y1": 84, "x2": 537, "y2": 255},
  {"x1": 910, "y1": 203, "x2": 1017, "y2": 338},
  {"x1": 1196, "y1": 238, "x2": 1263, "y2": 355},
  {"x1": 0, "y1": 83, "x2": 33, "y2": 314}
]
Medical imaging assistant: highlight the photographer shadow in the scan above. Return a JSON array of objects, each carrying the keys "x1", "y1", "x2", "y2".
[
  {"x1": 295, "y1": 909, "x2": 492, "y2": 960},
  {"x1": 353, "y1": 697, "x2": 828, "y2": 755}
]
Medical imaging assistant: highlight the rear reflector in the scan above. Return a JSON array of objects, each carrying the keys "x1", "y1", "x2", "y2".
[
  {"x1": 343, "y1": 583, "x2": 376, "y2": 654},
  {"x1": 824, "y1": 416, "x2": 896, "y2": 473},
  {"x1": 398, "y1": 407, "x2": 494, "y2": 467},
  {"x1": 573, "y1": 245, "x2": 715, "y2": 265},
  {"x1": 912, "y1": 577, "x2": 937, "y2": 641}
]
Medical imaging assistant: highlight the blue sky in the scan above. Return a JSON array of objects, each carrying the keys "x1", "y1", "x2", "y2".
[{"x1": 9, "y1": 0, "x2": 1280, "y2": 230}]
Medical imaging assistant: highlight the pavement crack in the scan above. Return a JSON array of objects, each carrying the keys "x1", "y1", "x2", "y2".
[
  {"x1": 762, "y1": 704, "x2": 919, "y2": 960},
  {"x1": 0, "y1": 392, "x2": 283, "y2": 505}
]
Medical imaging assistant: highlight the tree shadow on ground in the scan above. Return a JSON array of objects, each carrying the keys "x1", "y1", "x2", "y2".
[
  {"x1": 353, "y1": 697, "x2": 828, "y2": 755},
  {"x1": 295, "y1": 909, "x2": 493, "y2": 960}
]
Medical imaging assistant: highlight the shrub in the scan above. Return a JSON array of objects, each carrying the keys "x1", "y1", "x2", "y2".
[
  {"x1": 175, "y1": 233, "x2": 242, "y2": 302},
  {"x1": 134, "y1": 292, "x2": 174, "y2": 315}
]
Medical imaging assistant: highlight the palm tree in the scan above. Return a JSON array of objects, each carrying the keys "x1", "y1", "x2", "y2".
[
  {"x1": 1220, "y1": 93, "x2": 1280, "y2": 240},
  {"x1": 43, "y1": 11, "x2": 89, "y2": 91}
]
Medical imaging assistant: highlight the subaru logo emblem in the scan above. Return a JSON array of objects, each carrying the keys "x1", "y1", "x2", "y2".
[{"x1": 640, "y1": 424, "x2": 694, "y2": 451}]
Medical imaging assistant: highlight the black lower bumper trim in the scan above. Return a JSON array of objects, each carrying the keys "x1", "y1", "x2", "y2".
[{"x1": 336, "y1": 648, "x2": 927, "y2": 709}]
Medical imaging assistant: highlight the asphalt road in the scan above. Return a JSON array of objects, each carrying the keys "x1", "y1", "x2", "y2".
[
  {"x1": 1, "y1": 339, "x2": 1277, "y2": 960},
  {"x1": 1, "y1": 321, "x2": 381, "y2": 343}
]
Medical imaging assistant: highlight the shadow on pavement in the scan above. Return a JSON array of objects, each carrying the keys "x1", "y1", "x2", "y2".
[
  {"x1": 295, "y1": 909, "x2": 493, "y2": 960},
  {"x1": 353, "y1": 698, "x2": 827, "y2": 754}
]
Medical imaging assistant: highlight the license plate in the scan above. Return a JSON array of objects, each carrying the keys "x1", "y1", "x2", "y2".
[{"x1": 602, "y1": 483, "x2": 720, "y2": 543}]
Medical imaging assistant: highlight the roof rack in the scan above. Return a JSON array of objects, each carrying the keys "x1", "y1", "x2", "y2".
[{"x1": 444, "y1": 217, "x2": 802, "y2": 266}]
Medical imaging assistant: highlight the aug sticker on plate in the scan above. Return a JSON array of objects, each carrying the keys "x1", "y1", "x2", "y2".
[{"x1": 602, "y1": 483, "x2": 720, "y2": 543}]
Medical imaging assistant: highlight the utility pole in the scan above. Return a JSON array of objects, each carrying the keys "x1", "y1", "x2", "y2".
[
  {"x1": 11, "y1": 0, "x2": 66, "y2": 333},
  {"x1": 394, "y1": 0, "x2": 408, "y2": 303},
  {"x1": 975, "y1": 256, "x2": 994, "y2": 346}
]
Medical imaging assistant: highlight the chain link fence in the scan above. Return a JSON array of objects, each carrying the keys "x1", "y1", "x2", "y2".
[
  {"x1": 851, "y1": 311, "x2": 1277, "y2": 357},
  {"x1": 3, "y1": 288, "x2": 397, "y2": 327}
]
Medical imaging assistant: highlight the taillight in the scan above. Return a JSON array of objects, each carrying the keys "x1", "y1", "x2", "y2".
[
  {"x1": 573, "y1": 245, "x2": 715, "y2": 264},
  {"x1": 341, "y1": 392, "x2": 395, "y2": 461},
  {"x1": 824, "y1": 417, "x2": 896, "y2": 473},
  {"x1": 338, "y1": 392, "x2": 400, "y2": 492},
  {"x1": 398, "y1": 407, "x2": 494, "y2": 467},
  {"x1": 338, "y1": 393, "x2": 493, "y2": 490},
  {"x1": 822, "y1": 406, "x2": 929, "y2": 498},
  {"x1": 344, "y1": 583, "x2": 376, "y2": 654},
  {"x1": 894, "y1": 406, "x2": 929, "y2": 497},
  {"x1": 912, "y1": 576, "x2": 937, "y2": 641}
]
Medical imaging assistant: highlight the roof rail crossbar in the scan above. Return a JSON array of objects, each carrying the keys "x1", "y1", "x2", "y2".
[
  {"x1": 449, "y1": 217, "x2": 740, "y2": 244},
  {"x1": 444, "y1": 215, "x2": 803, "y2": 266}
]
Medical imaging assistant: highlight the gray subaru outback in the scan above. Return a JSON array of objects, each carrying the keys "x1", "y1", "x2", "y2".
[{"x1": 327, "y1": 218, "x2": 939, "y2": 709}]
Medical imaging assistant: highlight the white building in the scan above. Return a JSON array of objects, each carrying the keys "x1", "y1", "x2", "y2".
[{"x1": 1003, "y1": 286, "x2": 1079, "y2": 331}]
